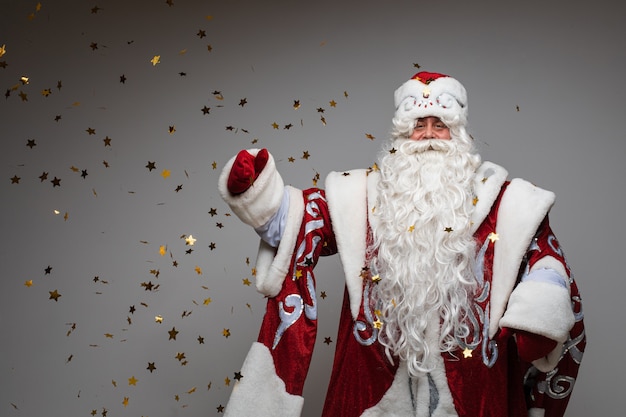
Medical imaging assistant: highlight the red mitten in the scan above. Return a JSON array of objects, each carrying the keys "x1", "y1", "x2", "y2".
[
  {"x1": 500, "y1": 327, "x2": 558, "y2": 363},
  {"x1": 227, "y1": 149, "x2": 269, "y2": 195}
]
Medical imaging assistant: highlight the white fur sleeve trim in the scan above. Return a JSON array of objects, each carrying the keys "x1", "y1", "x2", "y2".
[
  {"x1": 224, "y1": 342, "x2": 304, "y2": 417},
  {"x1": 254, "y1": 186, "x2": 304, "y2": 297},
  {"x1": 470, "y1": 161, "x2": 508, "y2": 233},
  {"x1": 489, "y1": 178, "x2": 555, "y2": 338},
  {"x1": 325, "y1": 169, "x2": 369, "y2": 320},
  {"x1": 499, "y1": 279, "x2": 575, "y2": 343},
  {"x1": 218, "y1": 149, "x2": 285, "y2": 229}
]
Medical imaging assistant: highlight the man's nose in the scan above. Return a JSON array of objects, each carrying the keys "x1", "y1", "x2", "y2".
[{"x1": 423, "y1": 125, "x2": 435, "y2": 139}]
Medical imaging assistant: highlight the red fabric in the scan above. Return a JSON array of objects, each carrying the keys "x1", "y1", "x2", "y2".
[
  {"x1": 412, "y1": 71, "x2": 449, "y2": 83},
  {"x1": 256, "y1": 188, "x2": 336, "y2": 396},
  {"x1": 513, "y1": 329, "x2": 558, "y2": 363},
  {"x1": 248, "y1": 181, "x2": 586, "y2": 416},
  {"x1": 227, "y1": 148, "x2": 269, "y2": 194}
]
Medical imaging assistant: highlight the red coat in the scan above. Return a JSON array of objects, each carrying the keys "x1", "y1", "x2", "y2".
[{"x1": 219, "y1": 158, "x2": 585, "y2": 417}]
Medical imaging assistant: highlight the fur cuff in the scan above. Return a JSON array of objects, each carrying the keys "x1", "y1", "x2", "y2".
[
  {"x1": 499, "y1": 280, "x2": 575, "y2": 343},
  {"x1": 254, "y1": 186, "x2": 305, "y2": 297},
  {"x1": 224, "y1": 342, "x2": 304, "y2": 417},
  {"x1": 218, "y1": 149, "x2": 284, "y2": 229}
]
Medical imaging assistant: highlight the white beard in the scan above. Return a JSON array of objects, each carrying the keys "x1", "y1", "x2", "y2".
[{"x1": 370, "y1": 137, "x2": 481, "y2": 376}]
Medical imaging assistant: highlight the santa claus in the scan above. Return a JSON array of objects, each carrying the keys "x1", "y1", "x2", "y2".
[{"x1": 218, "y1": 72, "x2": 585, "y2": 417}]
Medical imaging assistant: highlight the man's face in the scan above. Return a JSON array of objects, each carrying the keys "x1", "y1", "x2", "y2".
[{"x1": 409, "y1": 116, "x2": 450, "y2": 140}]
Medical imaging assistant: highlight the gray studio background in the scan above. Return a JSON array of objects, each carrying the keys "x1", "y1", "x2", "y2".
[{"x1": 1, "y1": 0, "x2": 623, "y2": 416}]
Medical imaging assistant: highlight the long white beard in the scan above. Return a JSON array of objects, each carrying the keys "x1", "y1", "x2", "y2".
[{"x1": 370, "y1": 137, "x2": 481, "y2": 376}]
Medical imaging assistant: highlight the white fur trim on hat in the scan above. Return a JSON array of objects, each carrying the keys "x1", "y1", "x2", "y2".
[
  {"x1": 224, "y1": 342, "x2": 304, "y2": 417},
  {"x1": 393, "y1": 73, "x2": 468, "y2": 127},
  {"x1": 218, "y1": 148, "x2": 285, "y2": 229}
]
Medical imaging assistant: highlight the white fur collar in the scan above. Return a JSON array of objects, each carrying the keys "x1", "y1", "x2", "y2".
[{"x1": 325, "y1": 161, "x2": 551, "y2": 321}]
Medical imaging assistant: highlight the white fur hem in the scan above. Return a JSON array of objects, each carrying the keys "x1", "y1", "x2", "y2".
[
  {"x1": 499, "y1": 280, "x2": 575, "y2": 343},
  {"x1": 489, "y1": 178, "x2": 556, "y2": 338},
  {"x1": 528, "y1": 407, "x2": 546, "y2": 417},
  {"x1": 224, "y1": 342, "x2": 304, "y2": 417},
  {"x1": 325, "y1": 169, "x2": 369, "y2": 319},
  {"x1": 254, "y1": 186, "x2": 305, "y2": 297},
  {"x1": 219, "y1": 149, "x2": 285, "y2": 229}
]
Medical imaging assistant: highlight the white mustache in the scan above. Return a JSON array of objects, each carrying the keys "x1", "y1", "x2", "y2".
[{"x1": 397, "y1": 139, "x2": 454, "y2": 155}]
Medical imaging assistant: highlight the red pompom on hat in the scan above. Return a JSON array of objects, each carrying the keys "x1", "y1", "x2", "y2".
[{"x1": 393, "y1": 71, "x2": 468, "y2": 127}]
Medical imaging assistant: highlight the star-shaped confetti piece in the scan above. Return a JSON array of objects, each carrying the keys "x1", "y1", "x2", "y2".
[
  {"x1": 151, "y1": 55, "x2": 161, "y2": 66},
  {"x1": 0, "y1": 44, "x2": 6, "y2": 58},
  {"x1": 222, "y1": 328, "x2": 230, "y2": 338},
  {"x1": 168, "y1": 327, "x2": 179, "y2": 340},
  {"x1": 463, "y1": 347, "x2": 473, "y2": 358},
  {"x1": 128, "y1": 376, "x2": 138, "y2": 386},
  {"x1": 185, "y1": 235, "x2": 197, "y2": 246},
  {"x1": 49, "y1": 289, "x2": 61, "y2": 301},
  {"x1": 488, "y1": 232, "x2": 499, "y2": 243}
]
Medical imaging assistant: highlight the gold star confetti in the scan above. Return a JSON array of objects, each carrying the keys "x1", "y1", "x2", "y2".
[
  {"x1": 122, "y1": 397, "x2": 129, "y2": 407},
  {"x1": 128, "y1": 376, "x2": 138, "y2": 386},
  {"x1": 302, "y1": 151, "x2": 310, "y2": 160},
  {"x1": 271, "y1": 122, "x2": 279, "y2": 129},
  {"x1": 242, "y1": 278, "x2": 251, "y2": 286},
  {"x1": 373, "y1": 318, "x2": 383, "y2": 329},
  {"x1": 155, "y1": 315, "x2": 163, "y2": 323},
  {"x1": 168, "y1": 125, "x2": 176, "y2": 134},
  {"x1": 222, "y1": 328, "x2": 230, "y2": 338},
  {"x1": 293, "y1": 100, "x2": 301, "y2": 109},
  {"x1": 365, "y1": 133, "x2": 375, "y2": 141},
  {"x1": 194, "y1": 266, "x2": 202, "y2": 275},
  {"x1": 159, "y1": 245, "x2": 167, "y2": 256},
  {"x1": 463, "y1": 347, "x2": 473, "y2": 358},
  {"x1": 161, "y1": 169, "x2": 171, "y2": 179},
  {"x1": 329, "y1": 100, "x2": 337, "y2": 107},
  {"x1": 168, "y1": 327, "x2": 179, "y2": 340},
  {"x1": 185, "y1": 235, "x2": 197, "y2": 245},
  {"x1": 488, "y1": 232, "x2": 499, "y2": 243},
  {"x1": 203, "y1": 297, "x2": 212, "y2": 305},
  {"x1": 224, "y1": 377, "x2": 231, "y2": 386},
  {"x1": 151, "y1": 55, "x2": 161, "y2": 66},
  {"x1": 49, "y1": 289, "x2": 61, "y2": 301},
  {"x1": 24, "y1": 280, "x2": 33, "y2": 287},
  {"x1": 472, "y1": 196, "x2": 479, "y2": 206},
  {"x1": 0, "y1": 44, "x2": 6, "y2": 58}
]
